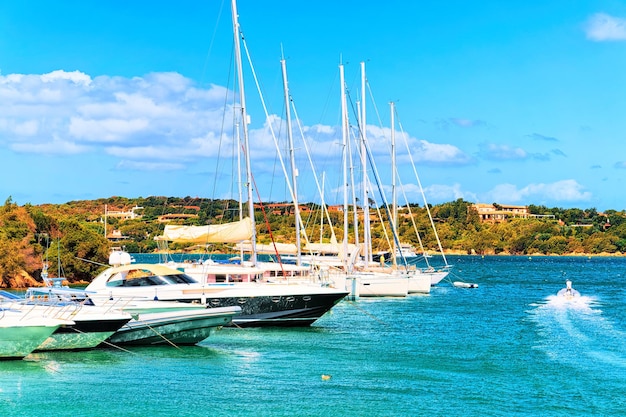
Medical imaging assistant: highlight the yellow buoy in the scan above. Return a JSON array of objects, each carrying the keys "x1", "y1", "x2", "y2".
[{"x1": 321, "y1": 374, "x2": 331, "y2": 381}]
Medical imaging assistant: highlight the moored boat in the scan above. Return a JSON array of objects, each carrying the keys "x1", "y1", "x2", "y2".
[
  {"x1": 22, "y1": 287, "x2": 241, "y2": 346},
  {"x1": 106, "y1": 303, "x2": 240, "y2": 345},
  {"x1": 354, "y1": 272, "x2": 410, "y2": 297},
  {"x1": 84, "y1": 259, "x2": 347, "y2": 328},
  {"x1": 0, "y1": 308, "x2": 70, "y2": 360},
  {"x1": 10, "y1": 287, "x2": 133, "y2": 351}
]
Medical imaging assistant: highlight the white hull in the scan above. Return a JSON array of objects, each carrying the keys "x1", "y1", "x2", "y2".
[
  {"x1": 86, "y1": 263, "x2": 347, "y2": 327},
  {"x1": 407, "y1": 272, "x2": 431, "y2": 294},
  {"x1": 16, "y1": 290, "x2": 133, "y2": 351},
  {"x1": 427, "y1": 270, "x2": 449, "y2": 286},
  {"x1": 0, "y1": 316, "x2": 64, "y2": 359},
  {"x1": 353, "y1": 273, "x2": 409, "y2": 297}
]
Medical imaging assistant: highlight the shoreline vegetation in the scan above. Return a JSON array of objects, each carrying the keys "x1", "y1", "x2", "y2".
[{"x1": 1, "y1": 195, "x2": 626, "y2": 288}]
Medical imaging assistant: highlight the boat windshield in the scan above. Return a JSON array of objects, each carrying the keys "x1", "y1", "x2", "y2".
[{"x1": 106, "y1": 270, "x2": 198, "y2": 287}]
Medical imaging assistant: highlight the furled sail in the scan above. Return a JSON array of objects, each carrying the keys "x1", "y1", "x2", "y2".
[
  {"x1": 155, "y1": 217, "x2": 253, "y2": 243},
  {"x1": 233, "y1": 242, "x2": 298, "y2": 254}
]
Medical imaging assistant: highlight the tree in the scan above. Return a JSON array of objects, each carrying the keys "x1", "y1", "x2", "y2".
[{"x1": 50, "y1": 219, "x2": 111, "y2": 282}]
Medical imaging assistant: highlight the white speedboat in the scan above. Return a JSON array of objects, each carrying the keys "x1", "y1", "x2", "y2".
[
  {"x1": 84, "y1": 259, "x2": 347, "y2": 328},
  {"x1": 0, "y1": 307, "x2": 71, "y2": 360},
  {"x1": 16, "y1": 288, "x2": 133, "y2": 351},
  {"x1": 556, "y1": 280, "x2": 580, "y2": 299},
  {"x1": 21, "y1": 289, "x2": 241, "y2": 346}
]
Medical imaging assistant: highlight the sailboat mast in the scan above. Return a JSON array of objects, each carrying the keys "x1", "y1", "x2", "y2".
[
  {"x1": 280, "y1": 56, "x2": 301, "y2": 265},
  {"x1": 231, "y1": 0, "x2": 257, "y2": 265},
  {"x1": 391, "y1": 101, "x2": 397, "y2": 267},
  {"x1": 340, "y1": 63, "x2": 350, "y2": 272},
  {"x1": 320, "y1": 171, "x2": 325, "y2": 244},
  {"x1": 360, "y1": 61, "x2": 371, "y2": 265}
]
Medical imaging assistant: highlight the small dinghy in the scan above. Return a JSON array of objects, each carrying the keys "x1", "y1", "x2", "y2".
[
  {"x1": 556, "y1": 280, "x2": 580, "y2": 299},
  {"x1": 453, "y1": 281, "x2": 478, "y2": 289}
]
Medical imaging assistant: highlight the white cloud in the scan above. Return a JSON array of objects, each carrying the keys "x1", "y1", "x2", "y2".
[
  {"x1": 15, "y1": 120, "x2": 39, "y2": 136},
  {"x1": 422, "y1": 183, "x2": 477, "y2": 203},
  {"x1": 479, "y1": 143, "x2": 527, "y2": 161},
  {"x1": 416, "y1": 140, "x2": 471, "y2": 164},
  {"x1": 69, "y1": 117, "x2": 150, "y2": 142},
  {"x1": 40, "y1": 70, "x2": 93, "y2": 86},
  {"x1": 12, "y1": 134, "x2": 89, "y2": 155},
  {"x1": 585, "y1": 13, "x2": 626, "y2": 41},
  {"x1": 486, "y1": 180, "x2": 592, "y2": 204},
  {"x1": 116, "y1": 160, "x2": 185, "y2": 171},
  {"x1": 0, "y1": 69, "x2": 474, "y2": 177}
]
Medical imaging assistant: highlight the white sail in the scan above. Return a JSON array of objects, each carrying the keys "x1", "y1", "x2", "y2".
[
  {"x1": 156, "y1": 217, "x2": 253, "y2": 243},
  {"x1": 234, "y1": 242, "x2": 298, "y2": 254}
]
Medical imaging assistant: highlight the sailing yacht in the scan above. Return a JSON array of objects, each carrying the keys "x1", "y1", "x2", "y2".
[{"x1": 92, "y1": 3, "x2": 348, "y2": 326}]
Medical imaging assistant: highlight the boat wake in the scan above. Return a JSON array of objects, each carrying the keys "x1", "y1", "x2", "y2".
[{"x1": 529, "y1": 294, "x2": 626, "y2": 375}]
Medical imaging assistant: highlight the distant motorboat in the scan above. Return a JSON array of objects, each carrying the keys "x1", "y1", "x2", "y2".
[
  {"x1": 453, "y1": 281, "x2": 478, "y2": 289},
  {"x1": 556, "y1": 280, "x2": 580, "y2": 299},
  {"x1": 394, "y1": 243, "x2": 418, "y2": 258}
]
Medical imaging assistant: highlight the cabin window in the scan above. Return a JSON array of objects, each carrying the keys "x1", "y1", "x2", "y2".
[{"x1": 106, "y1": 270, "x2": 196, "y2": 287}]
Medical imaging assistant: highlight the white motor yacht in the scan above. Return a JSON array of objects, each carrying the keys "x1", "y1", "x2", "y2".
[{"x1": 85, "y1": 255, "x2": 348, "y2": 328}]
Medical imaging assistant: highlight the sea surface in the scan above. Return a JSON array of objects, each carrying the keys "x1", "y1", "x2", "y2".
[{"x1": 2, "y1": 255, "x2": 626, "y2": 416}]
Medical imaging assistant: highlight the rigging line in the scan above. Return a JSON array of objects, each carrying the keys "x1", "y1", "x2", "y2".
[
  {"x1": 394, "y1": 110, "x2": 449, "y2": 267},
  {"x1": 75, "y1": 257, "x2": 108, "y2": 267},
  {"x1": 367, "y1": 176, "x2": 394, "y2": 260},
  {"x1": 291, "y1": 102, "x2": 340, "y2": 249},
  {"x1": 211, "y1": 35, "x2": 236, "y2": 223},
  {"x1": 239, "y1": 33, "x2": 302, "y2": 239},
  {"x1": 345, "y1": 90, "x2": 408, "y2": 269},
  {"x1": 402, "y1": 201, "x2": 431, "y2": 267},
  {"x1": 199, "y1": 0, "x2": 227, "y2": 86},
  {"x1": 250, "y1": 172, "x2": 287, "y2": 278},
  {"x1": 364, "y1": 76, "x2": 447, "y2": 267},
  {"x1": 393, "y1": 154, "x2": 431, "y2": 268}
]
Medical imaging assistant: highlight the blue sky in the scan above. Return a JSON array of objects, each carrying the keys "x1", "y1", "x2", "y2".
[{"x1": 2, "y1": 1, "x2": 626, "y2": 211}]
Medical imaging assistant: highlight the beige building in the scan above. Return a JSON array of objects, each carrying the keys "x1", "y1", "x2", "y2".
[{"x1": 472, "y1": 203, "x2": 554, "y2": 222}]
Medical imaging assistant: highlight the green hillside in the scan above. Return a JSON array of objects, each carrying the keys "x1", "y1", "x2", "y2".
[{"x1": 1, "y1": 195, "x2": 624, "y2": 288}]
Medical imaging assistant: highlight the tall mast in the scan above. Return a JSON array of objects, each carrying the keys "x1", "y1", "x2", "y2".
[
  {"x1": 340, "y1": 63, "x2": 350, "y2": 272},
  {"x1": 280, "y1": 55, "x2": 301, "y2": 265},
  {"x1": 360, "y1": 61, "x2": 371, "y2": 265},
  {"x1": 320, "y1": 171, "x2": 325, "y2": 244},
  {"x1": 391, "y1": 101, "x2": 397, "y2": 267},
  {"x1": 231, "y1": 0, "x2": 257, "y2": 265}
]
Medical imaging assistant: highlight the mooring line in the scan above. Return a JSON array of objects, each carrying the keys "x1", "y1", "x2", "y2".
[
  {"x1": 344, "y1": 300, "x2": 390, "y2": 326},
  {"x1": 141, "y1": 320, "x2": 181, "y2": 349},
  {"x1": 69, "y1": 325, "x2": 135, "y2": 354}
]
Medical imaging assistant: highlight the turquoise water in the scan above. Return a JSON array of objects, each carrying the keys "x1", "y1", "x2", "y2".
[{"x1": 2, "y1": 255, "x2": 626, "y2": 416}]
